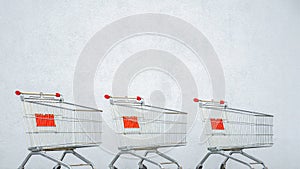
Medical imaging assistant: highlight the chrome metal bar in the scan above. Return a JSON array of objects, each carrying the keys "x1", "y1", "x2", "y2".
[
  {"x1": 156, "y1": 150, "x2": 181, "y2": 169},
  {"x1": 18, "y1": 151, "x2": 72, "y2": 169},
  {"x1": 109, "y1": 150, "x2": 164, "y2": 169},
  {"x1": 196, "y1": 150, "x2": 254, "y2": 169},
  {"x1": 71, "y1": 150, "x2": 95, "y2": 169}
]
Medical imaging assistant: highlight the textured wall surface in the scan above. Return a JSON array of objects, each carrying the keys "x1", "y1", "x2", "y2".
[{"x1": 0, "y1": 0, "x2": 299, "y2": 168}]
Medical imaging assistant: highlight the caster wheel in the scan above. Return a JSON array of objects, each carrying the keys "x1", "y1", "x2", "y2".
[
  {"x1": 196, "y1": 166, "x2": 203, "y2": 169},
  {"x1": 53, "y1": 165, "x2": 61, "y2": 169},
  {"x1": 110, "y1": 166, "x2": 117, "y2": 169},
  {"x1": 139, "y1": 164, "x2": 147, "y2": 169},
  {"x1": 220, "y1": 164, "x2": 225, "y2": 169}
]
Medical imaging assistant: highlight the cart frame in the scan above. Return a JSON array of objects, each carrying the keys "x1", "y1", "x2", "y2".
[
  {"x1": 16, "y1": 91, "x2": 102, "y2": 169},
  {"x1": 104, "y1": 95, "x2": 187, "y2": 169},
  {"x1": 193, "y1": 98, "x2": 273, "y2": 169}
]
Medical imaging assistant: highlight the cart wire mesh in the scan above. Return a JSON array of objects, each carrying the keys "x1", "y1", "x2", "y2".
[
  {"x1": 195, "y1": 99, "x2": 273, "y2": 150},
  {"x1": 18, "y1": 91, "x2": 102, "y2": 150},
  {"x1": 106, "y1": 95, "x2": 187, "y2": 150}
]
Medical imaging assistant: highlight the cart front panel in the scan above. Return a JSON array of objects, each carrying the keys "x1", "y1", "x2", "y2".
[
  {"x1": 109, "y1": 98, "x2": 187, "y2": 149},
  {"x1": 199, "y1": 102, "x2": 273, "y2": 150},
  {"x1": 21, "y1": 97, "x2": 102, "y2": 149}
]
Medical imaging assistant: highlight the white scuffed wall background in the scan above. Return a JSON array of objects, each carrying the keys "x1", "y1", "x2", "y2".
[{"x1": 0, "y1": 0, "x2": 299, "y2": 168}]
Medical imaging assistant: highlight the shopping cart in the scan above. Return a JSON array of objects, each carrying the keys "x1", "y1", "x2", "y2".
[
  {"x1": 193, "y1": 98, "x2": 273, "y2": 169},
  {"x1": 15, "y1": 91, "x2": 102, "y2": 169},
  {"x1": 104, "y1": 95, "x2": 187, "y2": 169}
]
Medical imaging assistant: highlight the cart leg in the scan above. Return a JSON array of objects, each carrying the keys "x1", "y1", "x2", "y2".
[
  {"x1": 53, "y1": 150, "x2": 69, "y2": 169},
  {"x1": 127, "y1": 151, "x2": 164, "y2": 169},
  {"x1": 109, "y1": 151, "x2": 123, "y2": 169},
  {"x1": 220, "y1": 151, "x2": 236, "y2": 169},
  {"x1": 60, "y1": 150, "x2": 69, "y2": 160},
  {"x1": 110, "y1": 150, "x2": 164, "y2": 169},
  {"x1": 221, "y1": 150, "x2": 267, "y2": 169},
  {"x1": 240, "y1": 151, "x2": 267, "y2": 168},
  {"x1": 38, "y1": 152, "x2": 72, "y2": 169},
  {"x1": 18, "y1": 151, "x2": 71, "y2": 169},
  {"x1": 71, "y1": 150, "x2": 95, "y2": 169},
  {"x1": 53, "y1": 150, "x2": 95, "y2": 169},
  {"x1": 156, "y1": 150, "x2": 182, "y2": 169},
  {"x1": 196, "y1": 151, "x2": 213, "y2": 169},
  {"x1": 138, "y1": 151, "x2": 151, "y2": 168},
  {"x1": 196, "y1": 151, "x2": 254, "y2": 169},
  {"x1": 216, "y1": 151, "x2": 253, "y2": 169},
  {"x1": 18, "y1": 152, "x2": 34, "y2": 169},
  {"x1": 19, "y1": 151, "x2": 72, "y2": 169}
]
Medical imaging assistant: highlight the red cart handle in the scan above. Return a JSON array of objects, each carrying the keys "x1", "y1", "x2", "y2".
[
  {"x1": 15, "y1": 90, "x2": 61, "y2": 97},
  {"x1": 104, "y1": 94, "x2": 142, "y2": 101},
  {"x1": 193, "y1": 97, "x2": 225, "y2": 104}
]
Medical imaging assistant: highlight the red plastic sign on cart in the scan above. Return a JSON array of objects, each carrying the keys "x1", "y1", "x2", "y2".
[
  {"x1": 210, "y1": 118, "x2": 224, "y2": 130},
  {"x1": 35, "y1": 114, "x2": 56, "y2": 127},
  {"x1": 123, "y1": 116, "x2": 140, "y2": 128}
]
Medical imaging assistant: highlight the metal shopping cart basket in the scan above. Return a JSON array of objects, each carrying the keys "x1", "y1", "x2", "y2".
[
  {"x1": 193, "y1": 98, "x2": 273, "y2": 169},
  {"x1": 104, "y1": 95, "x2": 187, "y2": 169},
  {"x1": 15, "y1": 91, "x2": 102, "y2": 169}
]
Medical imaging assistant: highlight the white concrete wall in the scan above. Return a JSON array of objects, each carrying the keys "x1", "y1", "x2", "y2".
[{"x1": 0, "y1": 0, "x2": 299, "y2": 168}]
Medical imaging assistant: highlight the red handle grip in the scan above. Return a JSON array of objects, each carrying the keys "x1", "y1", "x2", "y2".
[
  {"x1": 104, "y1": 94, "x2": 143, "y2": 101},
  {"x1": 193, "y1": 98, "x2": 199, "y2": 102},
  {"x1": 193, "y1": 97, "x2": 225, "y2": 104},
  {"x1": 15, "y1": 90, "x2": 21, "y2": 95},
  {"x1": 104, "y1": 94, "x2": 111, "y2": 99},
  {"x1": 15, "y1": 90, "x2": 61, "y2": 97}
]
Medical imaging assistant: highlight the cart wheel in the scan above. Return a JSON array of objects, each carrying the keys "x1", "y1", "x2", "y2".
[
  {"x1": 220, "y1": 164, "x2": 225, "y2": 169},
  {"x1": 139, "y1": 164, "x2": 147, "y2": 169},
  {"x1": 196, "y1": 166, "x2": 203, "y2": 169},
  {"x1": 110, "y1": 166, "x2": 118, "y2": 169},
  {"x1": 53, "y1": 165, "x2": 61, "y2": 169}
]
